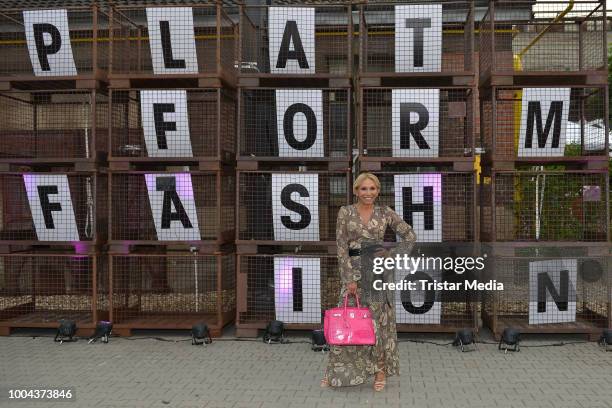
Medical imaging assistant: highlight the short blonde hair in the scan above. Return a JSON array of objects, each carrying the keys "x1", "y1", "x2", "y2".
[{"x1": 353, "y1": 172, "x2": 381, "y2": 194}]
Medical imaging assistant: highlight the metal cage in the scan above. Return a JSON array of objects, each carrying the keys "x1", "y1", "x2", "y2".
[
  {"x1": 109, "y1": 4, "x2": 237, "y2": 81},
  {"x1": 359, "y1": 1, "x2": 474, "y2": 77},
  {"x1": 360, "y1": 87, "x2": 475, "y2": 162},
  {"x1": 482, "y1": 245, "x2": 610, "y2": 339},
  {"x1": 236, "y1": 253, "x2": 337, "y2": 332},
  {"x1": 238, "y1": 87, "x2": 350, "y2": 162},
  {"x1": 0, "y1": 90, "x2": 108, "y2": 164},
  {"x1": 109, "y1": 170, "x2": 235, "y2": 246},
  {"x1": 480, "y1": 86, "x2": 608, "y2": 162},
  {"x1": 480, "y1": 170, "x2": 609, "y2": 242},
  {"x1": 236, "y1": 170, "x2": 351, "y2": 245},
  {"x1": 0, "y1": 253, "x2": 107, "y2": 335},
  {"x1": 372, "y1": 171, "x2": 477, "y2": 242},
  {"x1": 109, "y1": 88, "x2": 235, "y2": 163},
  {"x1": 239, "y1": 3, "x2": 352, "y2": 77},
  {"x1": 479, "y1": 1, "x2": 606, "y2": 82},
  {"x1": 0, "y1": 172, "x2": 107, "y2": 246},
  {"x1": 109, "y1": 252, "x2": 235, "y2": 336},
  {"x1": 0, "y1": 6, "x2": 110, "y2": 81}
]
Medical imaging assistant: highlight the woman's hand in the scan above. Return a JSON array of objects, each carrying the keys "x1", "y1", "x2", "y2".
[
  {"x1": 374, "y1": 247, "x2": 389, "y2": 258},
  {"x1": 346, "y1": 281, "x2": 358, "y2": 295}
]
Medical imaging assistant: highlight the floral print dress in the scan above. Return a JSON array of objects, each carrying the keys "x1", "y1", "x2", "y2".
[{"x1": 325, "y1": 204, "x2": 417, "y2": 387}]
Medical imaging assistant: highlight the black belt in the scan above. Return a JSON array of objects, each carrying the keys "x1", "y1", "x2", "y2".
[{"x1": 348, "y1": 248, "x2": 361, "y2": 257}]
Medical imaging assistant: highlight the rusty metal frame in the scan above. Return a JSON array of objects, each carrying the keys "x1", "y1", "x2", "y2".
[
  {"x1": 108, "y1": 169, "x2": 235, "y2": 251},
  {"x1": 358, "y1": 85, "x2": 476, "y2": 171},
  {"x1": 0, "y1": 5, "x2": 110, "y2": 89},
  {"x1": 237, "y1": 3, "x2": 353, "y2": 88},
  {"x1": 236, "y1": 86, "x2": 352, "y2": 167},
  {"x1": 108, "y1": 4, "x2": 238, "y2": 88},
  {"x1": 108, "y1": 252, "x2": 235, "y2": 337},
  {"x1": 481, "y1": 244, "x2": 610, "y2": 340},
  {"x1": 107, "y1": 87, "x2": 236, "y2": 166},
  {"x1": 480, "y1": 0, "x2": 608, "y2": 87},
  {"x1": 0, "y1": 252, "x2": 105, "y2": 336},
  {"x1": 358, "y1": 0, "x2": 475, "y2": 87}
]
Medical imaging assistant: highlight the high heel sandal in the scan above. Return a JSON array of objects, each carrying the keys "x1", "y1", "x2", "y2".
[
  {"x1": 373, "y1": 372, "x2": 386, "y2": 392},
  {"x1": 320, "y1": 375, "x2": 330, "y2": 388}
]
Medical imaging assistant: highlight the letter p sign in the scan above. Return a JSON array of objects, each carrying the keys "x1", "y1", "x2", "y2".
[{"x1": 23, "y1": 9, "x2": 77, "y2": 76}]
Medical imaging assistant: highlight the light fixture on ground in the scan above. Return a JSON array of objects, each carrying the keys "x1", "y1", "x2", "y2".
[
  {"x1": 89, "y1": 321, "x2": 113, "y2": 344},
  {"x1": 311, "y1": 329, "x2": 328, "y2": 352},
  {"x1": 453, "y1": 328, "x2": 476, "y2": 352},
  {"x1": 263, "y1": 320, "x2": 286, "y2": 344},
  {"x1": 498, "y1": 328, "x2": 520, "y2": 353},
  {"x1": 54, "y1": 319, "x2": 77, "y2": 343},
  {"x1": 191, "y1": 322, "x2": 212, "y2": 345},
  {"x1": 599, "y1": 329, "x2": 612, "y2": 351}
]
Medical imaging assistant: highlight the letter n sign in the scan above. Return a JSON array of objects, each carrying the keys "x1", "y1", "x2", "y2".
[
  {"x1": 392, "y1": 89, "x2": 439, "y2": 158},
  {"x1": 146, "y1": 8, "x2": 198, "y2": 74},
  {"x1": 528, "y1": 259, "x2": 577, "y2": 324},
  {"x1": 23, "y1": 174, "x2": 79, "y2": 241},
  {"x1": 145, "y1": 173, "x2": 201, "y2": 241},
  {"x1": 269, "y1": 7, "x2": 315, "y2": 74},
  {"x1": 271, "y1": 173, "x2": 319, "y2": 241},
  {"x1": 518, "y1": 88, "x2": 570, "y2": 157},
  {"x1": 23, "y1": 9, "x2": 77, "y2": 76},
  {"x1": 394, "y1": 174, "x2": 442, "y2": 242}
]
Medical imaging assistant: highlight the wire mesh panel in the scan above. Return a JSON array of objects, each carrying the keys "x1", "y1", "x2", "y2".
[
  {"x1": 109, "y1": 88, "x2": 235, "y2": 161},
  {"x1": 110, "y1": 171, "x2": 234, "y2": 244},
  {"x1": 110, "y1": 5, "x2": 237, "y2": 77},
  {"x1": 0, "y1": 7, "x2": 110, "y2": 79},
  {"x1": 239, "y1": 88, "x2": 349, "y2": 160},
  {"x1": 361, "y1": 88, "x2": 474, "y2": 159},
  {"x1": 237, "y1": 171, "x2": 350, "y2": 243},
  {"x1": 481, "y1": 170, "x2": 608, "y2": 242},
  {"x1": 0, "y1": 254, "x2": 107, "y2": 329},
  {"x1": 480, "y1": 87, "x2": 607, "y2": 160},
  {"x1": 480, "y1": 1, "x2": 606, "y2": 78},
  {"x1": 110, "y1": 253, "x2": 235, "y2": 331},
  {"x1": 482, "y1": 248, "x2": 609, "y2": 337},
  {"x1": 360, "y1": 1, "x2": 473, "y2": 75},
  {"x1": 373, "y1": 172, "x2": 476, "y2": 242},
  {"x1": 240, "y1": 4, "x2": 351, "y2": 76},
  {"x1": 0, "y1": 90, "x2": 108, "y2": 162},
  {"x1": 237, "y1": 254, "x2": 337, "y2": 326},
  {"x1": 0, "y1": 173, "x2": 107, "y2": 244}
]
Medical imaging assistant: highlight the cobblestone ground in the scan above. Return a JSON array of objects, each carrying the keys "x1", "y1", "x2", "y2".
[{"x1": 1, "y1": 328, "x2": 611, "y2": 408}]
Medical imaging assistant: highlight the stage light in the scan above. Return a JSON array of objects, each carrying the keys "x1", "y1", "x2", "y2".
[
  {"x1": 599, "y1": 329, "x2": 612, "y2": 351},
  {"x1": 89, "y1": 321, "x2": 113, "y2": 344},
  {"x1": 311, "y1": 329, "x2": 328, "y2": 352},
  {"x1": 263, "y1": 320, "x2": 285, "y2": 344},
  {"x1": 192, "y1": 322, "x2": 212, "y2": 345},
  {"x1": 54, "y1": 319, "x2": 77, "y2": 343},
  {"x1": 498, "y1": 328, "x2": 520, "y2": 353},
  {"x1": 453, "y1": 328, "x2": 476, "y2": 352}
]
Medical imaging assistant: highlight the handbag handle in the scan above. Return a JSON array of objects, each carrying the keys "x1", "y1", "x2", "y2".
[{"x1": 343, "y1": 292, "x2": 361, "y2": 311}]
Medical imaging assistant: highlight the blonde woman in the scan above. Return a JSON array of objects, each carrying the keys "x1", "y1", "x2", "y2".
[{"x1": 321, "y1": 172, "x2": 417, "y2": 392}]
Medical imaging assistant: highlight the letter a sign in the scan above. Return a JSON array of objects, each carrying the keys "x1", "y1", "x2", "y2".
[{"x1": 269, "y1": 7, "x2": 315, "y2": 74}]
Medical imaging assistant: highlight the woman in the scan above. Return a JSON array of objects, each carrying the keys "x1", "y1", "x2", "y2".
[{"x1": 321, "y1": 172, "x2": 417, "y2": 392}]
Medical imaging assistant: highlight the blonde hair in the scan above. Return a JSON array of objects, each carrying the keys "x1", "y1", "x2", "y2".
[{"x1": 353, "y1": 172, "x2": 381, "y2": 195}]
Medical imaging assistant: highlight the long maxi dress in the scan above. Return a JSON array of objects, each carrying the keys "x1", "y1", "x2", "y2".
[{"x1": 325, "y1": 204, "x2": 417, "y2": 387}]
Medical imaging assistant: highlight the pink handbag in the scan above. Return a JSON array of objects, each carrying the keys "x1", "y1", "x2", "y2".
[{"x1": 324, "y1": 293, "x2": 376, "y2": 346}]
